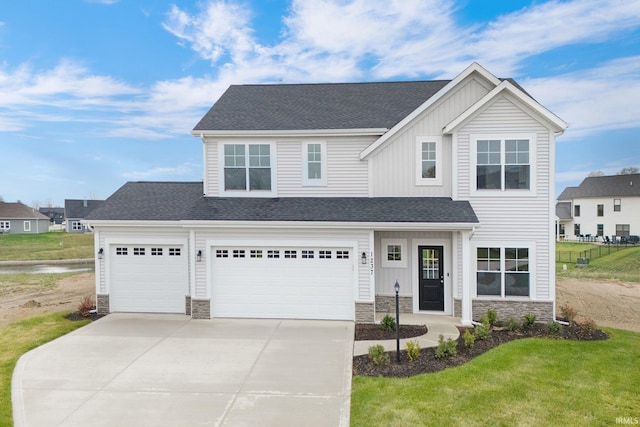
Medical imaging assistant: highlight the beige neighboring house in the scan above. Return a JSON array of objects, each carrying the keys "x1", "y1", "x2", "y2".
[
  {"x1": 0, "y1": 201, "x2": 50, "y2": 234},
  {"x1": 85, "y1": 63, "x2": 567, "y2": 324},
  {"x1": 557, "y1": 173, "x2": 640, "y2": 242}
]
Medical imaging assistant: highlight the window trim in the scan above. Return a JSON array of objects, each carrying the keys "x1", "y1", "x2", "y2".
[
  {"x1": 473, "y1": 242, "x2": 535, "y2": 299},
  {"x1": 0, "y1": 221, "x2": 9, "y2": 230},
  {"x1": 415, "y1": 136, "x2": 442, "y2": 186},
  {"x1": 597, "y1": 204, "x2": 604, "y2": 217},
  {"x1": 613, "y1": 199, "x2": 621, "y2": 212},
  {"x1": 24, "y1": 221, "x2": 31, "y2": 232},
  {"x1": 71, "y1": 220, "x2": 83, "y2": 231},
  {"x1": 218, "y1": 141, "x2": 277, "y2": 197},
  {"x1": 302, "y1": 141, "x2": 327, "y2": 186},
  {"x1": 470, "y1": 134, "x2": 536, "y2": 196},
  {"x1": 381, "y1": 239, "x2": 407, "y2": 268}
]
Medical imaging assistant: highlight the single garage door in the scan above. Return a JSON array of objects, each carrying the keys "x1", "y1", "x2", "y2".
[
  {"x1": 212, "y1": 246, "x2": 354, "y2": 320},
  {"x1": 109, "y1": 245, "x2": 188, "y2": 313}
]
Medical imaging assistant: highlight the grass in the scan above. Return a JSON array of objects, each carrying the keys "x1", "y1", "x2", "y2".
[
  {"x1": 0, "y1": 312, "x2": 90, "y2": 425},
  {"x1": 0, "y1": 232, "x2": 94, "y2": 261},
  {"x1": 557, "y1": 245, "x2": 640, "y2": 283},
  {"x1": 350, "y1": 328, "x2": 640, "y2": 426}
]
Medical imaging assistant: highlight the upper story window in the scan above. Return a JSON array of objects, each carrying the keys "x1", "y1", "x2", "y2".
[
  {"x1": 614, "y1": 199, "x2": 621, "y2": 212},
  {"x1": 474, "y1": 137, "x2": 531, "y2": 192},
  {"x1": 303, "y1": 142, "x2": 327, "y2": 186},
  {"x1": 597, "y1": 204, "x2": 604, "y2": 217},
  {"x1": 416, "y1": 136, "x2": 442, "y2": 186},
  {"x1": 574, "y1": 205, "x2": 581, "y2": 217},
  {"x1": 224, "y1": 144, "x2": 272, "y2": 192}
]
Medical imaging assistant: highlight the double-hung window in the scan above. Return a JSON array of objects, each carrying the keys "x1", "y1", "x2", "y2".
[
  {"x1": 224, "y1": 144, "x2": 272, "y2": 192},
  {"x1": 475, "y1": 137, "x2": 531, "y2": 191},
  {"x1": 0, "y1": 221, "x2": 10, "y2": 231},
  {"x1": 477, "y1": 247, "x2": 530, "y2": 297},
  {"x1": 416, "y1": 136, "x2": 442, "y2": 185},
  {"x1": 303, "y1": 142, "x2": 327, "y2": 186}
]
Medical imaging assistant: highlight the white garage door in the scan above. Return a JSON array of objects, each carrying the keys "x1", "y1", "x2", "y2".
[
  {"x1": 211, "y1": 246, "x2": 354, "y2": 320},
  {"x1": 109, "y1": 245, "x2": 188, "y2": 313}
]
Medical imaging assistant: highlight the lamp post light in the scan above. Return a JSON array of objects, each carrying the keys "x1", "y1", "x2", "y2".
[{"x1": 394, "y1": 280, "x2": 400, "y2": 364}]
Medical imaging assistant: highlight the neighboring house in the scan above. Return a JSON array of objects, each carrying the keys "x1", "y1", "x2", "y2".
[
  {"x1": 65, "y1": 199, "x2": 104, "y2": 233},
  {"x1": 39, "y1": 207, "x2": 65, "y2": 224},
  {"x1": 0, "y1": 201, "x2": 50, "y2": 234},
  {"x1": 85, "y1": 63, "x2": 567, "y2": 324},
  {"x1": 557, "y1": 173, "x2": 640, "y2": 242}
]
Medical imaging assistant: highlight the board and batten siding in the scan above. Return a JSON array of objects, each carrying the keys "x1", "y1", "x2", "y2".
[
  {"x1": 193, "y1": 228, "x2": 371, "y2": 301},
  {"x1": 369, "y1": 76, "x2": 493, "y2": 197},
  {"x1": 455, "y1": 94, "x2": 554, "y2": 300},
  {"x1": 277, "y1": 137, "x2": 371, "y2": 196}
]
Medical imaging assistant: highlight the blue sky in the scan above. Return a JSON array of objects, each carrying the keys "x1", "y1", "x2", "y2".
[{"x1": 1, "y1": 0, "x2": 639, "y2": 207}]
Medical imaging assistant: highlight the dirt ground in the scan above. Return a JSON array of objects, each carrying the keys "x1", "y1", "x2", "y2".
[
  {"x1": 556, "y1": 278, "x2": 640, "y2": 332},
  {"x1": 0, "y1": 272, "x2": 94, "y2": 329},
  {"x1": 0, "y1": 273, "x2": 639, "y2": 332}
]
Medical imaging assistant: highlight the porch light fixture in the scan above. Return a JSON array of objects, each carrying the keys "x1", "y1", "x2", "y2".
[
  {"x1": 197, "y1": 250, "x2": 203, "y2": 262},
  {"x1": 361, "y1": 251, "x2": 367, "y2": 265},
  {"x1": 97, "y1": 248, "x2": 104, "y2": 260},
  {"x1": 394, "y1": 280, "x2": 400, "y2": 364}
]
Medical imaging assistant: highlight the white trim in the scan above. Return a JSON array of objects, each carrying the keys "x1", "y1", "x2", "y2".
[
  {"x1": 451, "y1": 131, "x2": 459, "y2": 200},
  {"x1": 469, "y1": 134, "x2": 537, "y2": 197},
  {"x1": 415, "y1": 136, "x2": 443, "y2": 186},
  {"x1": 218, "y1": 141, "x2": 278, "y2": 197},
  {"x1": 443, "y1": 80, "x2": 568, "y2": 134},
  {"x1": 193, "y1": 128, "x2": 388, "y2": 138},
  {"x1": 412, "y1": 238, "x2": 451, "y2": 315},
  {"x1": 460, "y1": 231, "x2": 472, "y2": 325},
  {"x1": 380, "y1": 238, "x2": 407, "y2": 268},
  {"x1": 302, "y1": 141, "x2": 328, "y2": 186},
  {"x1": 360, "y1": 62, "x2": 501, "y2": 160},
  {"x1": 201, "y1": 137, "x2": 208, "y2": 196},
  {"x1": 23, "y1": 221, "x2": 31, "y2": 232},
  {"x1": 368, "y1": 230, "x2": 375, "y2": 304}
]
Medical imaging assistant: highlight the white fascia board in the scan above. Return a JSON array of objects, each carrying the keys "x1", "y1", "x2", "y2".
[
  {"x1": 191, "y1": 128, "x2": 387, "y2": 138},
  {"x1": 180, "y1": 220, "x2": 478, "y2": 231},
  {"x1": 443, "y1": 80, "x2": 568, "y2": 134},
  {"x1": 82, "y1": 220, "x2": 183, "y2": 228},
  {"x1": 359, "y1": 62, "x2": 501, "y2": 160}
]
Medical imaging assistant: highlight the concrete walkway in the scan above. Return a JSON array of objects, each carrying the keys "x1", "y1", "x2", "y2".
[
  {"x1": 353, "y1": 313, "x2": 461, "y2": 356},
  {"x1": 12, "y1": 314, "x2": 354, "y2": 427}
]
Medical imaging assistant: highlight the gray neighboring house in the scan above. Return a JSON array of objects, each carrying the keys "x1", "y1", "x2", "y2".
[
  {"x1": 85, "y1": 63, "x2": 567, "y2": 324},
  {"x1": 0, "y1": 201, "x2": 50, "y2": 234},
  {"x1": 65, "y1": 199, "x2": 104, "y2": 233},
  {"x1": 39, "y1": 207, "x2": 65, "y2": 224}
]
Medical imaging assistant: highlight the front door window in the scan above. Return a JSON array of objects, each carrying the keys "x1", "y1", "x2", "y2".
[{"x1": 418, "y1": 246, "x2": 444, "y2": 311}]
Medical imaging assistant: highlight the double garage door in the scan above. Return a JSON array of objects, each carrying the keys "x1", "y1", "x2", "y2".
[
  {"x1": 109, "y1": 245, "x2": 188, "y2": 313},
  {"x1": 212, "y1": 246, "x2": 355, "y2": 320}
]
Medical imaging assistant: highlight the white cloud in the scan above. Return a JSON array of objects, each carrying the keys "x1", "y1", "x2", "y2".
[{"x1": 121, "y1": 163, "x2": 200, "y2": 179}]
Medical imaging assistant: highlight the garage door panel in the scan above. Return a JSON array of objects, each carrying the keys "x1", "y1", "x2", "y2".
[
  {"x1": 212, "y1": 246, "x2": 354, "y2": 320},
  {"x1": 109, "y1": 245, "x2": 187, "y2": 313}
]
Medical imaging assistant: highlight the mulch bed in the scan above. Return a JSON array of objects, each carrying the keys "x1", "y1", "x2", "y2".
[
  {"x1": 65, "y1": 311, "x2": 105, "y2": 322},
  {"x1": 353, "y1": 323, "x2": 609, "y2": 378},
  {"x1": 355, "y1": 323, "x2": 428, "y2": 341}
]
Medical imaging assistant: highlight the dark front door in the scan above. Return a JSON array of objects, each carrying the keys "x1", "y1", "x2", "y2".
[{"x1": 418, "y1": 246, "x2": 444, "y2": 311}]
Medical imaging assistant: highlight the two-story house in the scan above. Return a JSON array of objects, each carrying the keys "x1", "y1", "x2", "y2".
[
  {"x1": 85, "y1": 63, "x2": 567, "y2": 324},
  {"x1": 557, "y1": 173, "x2": 640, "y2": 242}
]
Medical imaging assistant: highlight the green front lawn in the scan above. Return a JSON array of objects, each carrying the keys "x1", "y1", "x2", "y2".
[
  {"x1": 557, "y1": 245, "x2": 640, "y2": 283},
  {"x1": 0, "y1": 232, "x2": 94, "y2": 261},
  {"x1": 351, "y1": 328, "x2": 640, "y2": 426},
  {"x1": 0, "y1": 312, "x2": 89, "y2": 425}
]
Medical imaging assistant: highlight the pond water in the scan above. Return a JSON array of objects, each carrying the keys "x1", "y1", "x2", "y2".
[{"x1": 0, "y1": 263, "x2": 95, "y2": 275}]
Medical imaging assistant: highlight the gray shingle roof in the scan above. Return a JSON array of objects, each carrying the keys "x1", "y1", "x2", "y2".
[
  {"x1": 193, "y1": 80, "x2": 450, "y2": 131},
  {"x1": 86, "y1": 182, "x2": 479, "y2": 224},
  {"x1": 0, "y1": 202, "x2": 49, "y2": 219},
  {"x1": 558, "y1": 174, "x2": 640, "y2": 199},
  {"x1": 65, "y1": 199, "x2": 105, "y2": 219}
]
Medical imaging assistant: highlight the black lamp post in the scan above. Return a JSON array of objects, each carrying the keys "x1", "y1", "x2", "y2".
[{"x1": 394, "y1": 280, "x2": 400, "y2": 363}]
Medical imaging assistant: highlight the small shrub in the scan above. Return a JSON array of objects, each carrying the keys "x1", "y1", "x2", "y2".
[
  {"x1": 575, "y1": 317, "x2": 597, "y2": 338},
  {"x1": 380, "y1": 314, "x2": 396, "y2": 332},
  {"x1": 505, "y1": 318, "x2": 521, "y2": 333},
  {"x1": 474, "y1": 322, "x2": 492, "y2": 340},
  {"x1": 547, "y1": 321, "x2": 561, "y2": 335},
  {"x1": 368, "y1": 344, "x2": 390, "y2": 366},
  {"x1": 78, "y1": 296, "x2": 95, "y2": 318},
  {"x1": 435, "y1": 334, "x2": 457, "y2": 359},
  {"x1": 486, "y1": 309, "x2": 498, "y2": 327},
  {"x1": 406, "y1": 340, "x2": 421, "y2": 362},
  {"x1": 559, "y1": 303, "x2": 578, "y2": 325},
  {"x1": 523, "y1": 313, "x2": 537, "y2": 329},
  {"x1": 463, "y1": 328, "x2": 475, "y2": 350}
]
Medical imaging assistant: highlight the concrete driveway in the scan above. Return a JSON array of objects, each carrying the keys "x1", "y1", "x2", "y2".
[{"x1": 12, "y1": 314, "x2": 354, "y2": 427}]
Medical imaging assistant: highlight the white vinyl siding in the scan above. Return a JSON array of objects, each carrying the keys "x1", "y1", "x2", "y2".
[
  {"x1": 562, "y1": 196, "x2": 640, "y2": 240},
  {"x1": 455, "y1": 94, "x2": 553, "y2": 299},
  {"x1": 277, "y1": 138, "x2": 370, "y2": 196},
  {"x1": 369, "y1": 76, "x2": 492, "y2": 197},
  {"x1": 204, "y1": 141, "x2": 219, "y2": 196}
]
